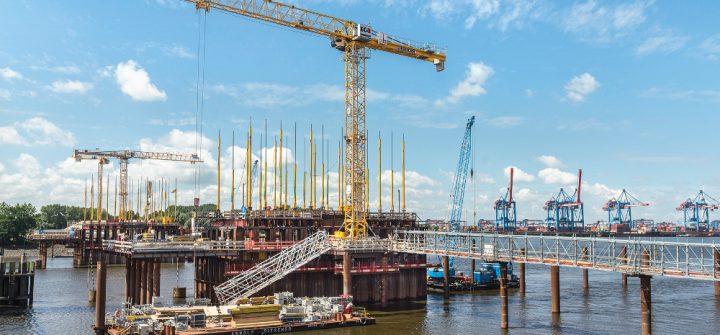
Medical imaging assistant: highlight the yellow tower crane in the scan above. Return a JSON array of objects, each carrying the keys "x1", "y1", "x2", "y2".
[
  {"x1": 73, "y1": 149, "x2": 202, "y2": 220},
  {"x1": 188, "y1": 0, "x2": 446, "y2": 239}
]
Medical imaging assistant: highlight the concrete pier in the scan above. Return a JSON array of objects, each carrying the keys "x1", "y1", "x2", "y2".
[
  {"x1": 550, "y1": 265, "x2": 560, "y2": 314},
  {"x1": 640, "y1": 250, "x2": 652, "y2": 335},
  {"x1": 499, "y1": 262, "x2": 509, "y2": 329},
  {"x1": 620, "y1": 246, "x2": 628, "y2": 288},
  {"x1": 343, "y1": 252, "x2": 352, "y2": 296},
  {"x1": 714, "y1": 250, "x2": 720, "y2": 297},
  {"x1": 93, "y1": 261, "x2": 107, "y2": 335},
  {"x1": 442, "y1": 256, "x2": 450, "y2": 300},
  {"x1": 581, "y1": 247, "x2": 589, "y2": 290},
  {"x1": 519, "y1": 248, "x2": 526, "y2": 295}
]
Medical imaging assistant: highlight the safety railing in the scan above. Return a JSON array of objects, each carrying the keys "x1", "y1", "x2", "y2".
[{"x1": 392, "y1": 230, "x2": 720, "y2": 281}]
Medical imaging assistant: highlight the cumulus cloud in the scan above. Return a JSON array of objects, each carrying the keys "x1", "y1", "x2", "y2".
[
  {"x1": 538, "y1": 167, "x2": 577, "y2": 185},
  {"x1": 536, "y1": 155, "x2": 562, "y2": 167},
  {"x1": 114, "y1": 60, "x2": 167, "y2": 102},
  {"x1": 424, "y1": 0, "x2": 543, "y2": 31},
  {"x1": 48, "y1": 80, "x2": 94, "y2": 94},
  {"x1": 0, "y1": 67, "x2": 23, "y2": 80},
  {"x1": 564, "y1": 72, "x2": 599, "y2": 102},
  {"x1": 437, "y1": 62, "x2": 493, "y2": 106},
  {"x1": 0, "y1": 117, "x2": 75, "y2": 146},
  {"x1": 504, "y1": 166, "x2": 534, "y2": 182}
]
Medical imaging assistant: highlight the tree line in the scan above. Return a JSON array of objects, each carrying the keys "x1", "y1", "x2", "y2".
[{"x1": 0, "y1": 202, "x2": 217, "y2": 245}]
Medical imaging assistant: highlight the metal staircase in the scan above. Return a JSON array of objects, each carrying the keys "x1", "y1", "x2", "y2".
[{"x1": 214, "y1": 230, "x2": 332, "y2": 305}]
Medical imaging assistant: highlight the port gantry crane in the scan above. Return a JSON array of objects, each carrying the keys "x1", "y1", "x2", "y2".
[
  {"x1": 603, "y1": 189, "x2": 649, "y2": 229},
  {"x1": 73, "y1": 149, "x2": 202, "y2": 220},
  {"x1": 186, "y1": 0, "x2": 446, "y2": 240},
  {"x1": 494, "y1": 167, "x2": 517, "y2": 231},
  {"x1": 544, "y1": 169, "x2": 584, "y2": 231},
  {"x1": 676, "y1": 190, "x2": 720, "y2": 231}
]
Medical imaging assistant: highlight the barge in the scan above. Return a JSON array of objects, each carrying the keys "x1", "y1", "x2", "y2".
[
  {"x1": 107, "y1": 293, "x2": 374, "y2": 335},
  {"x1": 427, "y1": 261, "x2": 519, "y2": 292}
]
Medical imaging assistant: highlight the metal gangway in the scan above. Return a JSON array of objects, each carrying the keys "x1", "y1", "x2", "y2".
[
  {"x1": 214, "y1": 230, "x2": 332, "y2": 305},
  {"x1": 392, "y1": 230, "x2": 720, "y2": 281}
]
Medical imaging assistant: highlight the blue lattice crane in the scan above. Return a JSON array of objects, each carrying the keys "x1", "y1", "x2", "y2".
[
  {"x1": 676, "y1": 190, "x2": 720, "y2": 231},
  {"x1": 603, "y1": 189, "x2": 649, "y2": 229},
  {"x1": 427, "y1": 116, "x2": 475, "y2": 280},
  {"x1": 494, "y1": 167, "x2": 517, "y2": 231},
  {"x1": 544, "y1": 169, "x2": 584, "y2": 231}
]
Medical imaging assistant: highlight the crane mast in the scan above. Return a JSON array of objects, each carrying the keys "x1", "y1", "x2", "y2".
[
  {"x1": 73, "y1": 149, "x2": 201, "y2": 220},
  {"x1": 187, "y1": 0, "x2": 445, "y2": 239}
]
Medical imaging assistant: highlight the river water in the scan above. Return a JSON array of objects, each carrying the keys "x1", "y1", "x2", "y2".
[{"x1": 1, "y1": 247, "x2": 719, "y2": 334}]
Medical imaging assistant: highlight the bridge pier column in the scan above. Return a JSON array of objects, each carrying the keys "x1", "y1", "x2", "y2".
[
  {"x1": 550, "y1": 265, "x2": 560, "y2": 314},
  {"x1": 39, "y1": 242, "x2": 47, "y2": 269},
  {"x1": 381, "y1": 254, "x2": 388, "y2": 306},
  {"x1": 581, "y1": 247, "x2": 589, "y2": 290},
  {"x1": 470, "y1": 259, "x2": 475, "y2": 286},
  {"x1": 343, "y1": 253, "x2": 352, "y2": 296},
  {"x1": 140, "y1": 260, "x2": 147, "y2": 304},
  {"x1": 93, "y1": 260, "x2": 107, "y2": 335},
  {"x1": 499, "y1": 262, "x2": 509, "y2": 329},
  {"x1": 147, "y1": 260, "x2": 154, "y2": 304},
  {"x1": 519, "y1": 248, "x2": 526, "y2": 296},
  {"x1": 714, "y1": 250, "x2": 720, "y2": 297},
  {"x1": 125, "y1": 259, "x2": 131, "y2": 302},
  {"x1": 153, "y1": 260, "x2": 161, "y2": 299},
  {"x1": 620, "y1": 246, "x2": 628, "y2": 288},
  {"x1": 442, "y1": 256, "x2": 450, "y2": 300},
  {"x1": 640, "y1": 275, "x2": 652, "y2": 335}
]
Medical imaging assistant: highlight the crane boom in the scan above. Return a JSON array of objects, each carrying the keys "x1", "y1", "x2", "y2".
[
  {"x1": 73, "y1": 149, "x2": 202, "y2": 220},
  {"x1": 448, "y1": 116, "x2": 475, "y2": 232},
  {"x1": 188, "y1": 0, "x2": 446, "y2": 239}
]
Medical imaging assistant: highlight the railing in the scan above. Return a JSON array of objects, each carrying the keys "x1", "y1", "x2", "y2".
[
  {"x1": 392, "y1": 230, "x2": 720, "y2": 281},
  {"x1": 26, "y1": 229, "x2": 77, "y2": 241},
  {"x1": 102, "y1": 240, "x2": 246, "y2": 254}
]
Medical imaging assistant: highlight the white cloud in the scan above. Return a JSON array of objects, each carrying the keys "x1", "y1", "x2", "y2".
[
  {"x1": 700, "y1": 34, "x2": 720, "y2": 60},
  {"x1": 476, "y1": 173, "x2": 495, "y2": 184},
  {"x1": 564, "y1": 72, "x2": 599, "y2": 102},
  {"x1": 425, "y1": 0, "x2": 543, "y2": 32},
  {"x1": 563, "y1": 0, "x2": 649, "y2": 43},
  {"x1": 538, "y1": 167, "x2": 577, "y2": 185},
  {"x1": 636, "y1": 32, "x2": 688, "y2": 56},
  {"x1": 30, "y1": 64, "x2": 80, "y2": 74},
  {"x1": 0, "y1": 162, "x2": 4, "y2": 174},
  {"x1": 48, "y1": 80, "x2": 94, "y2": 94},
  {"x1": 437, "y1": 62, "x2": 493, "y2": 106},
  {"x1": 0, "y1": 117, "x2": 75, "y2": 146},
  {"x1": 536, "y1": 155, "x2": 562, "y2": 167},
  {"x1": 504, "y1": 166, "x2": 534, "y2": 182},
  {"x1": 0, "y1": 67, "x2": 23, "y2": 80},
  {"x1": 525, "y1": 88, "x2": 534, "y2": 98},
  {"x1": 485, "y1": 116, "x2": 524, "y2": 128},
  {"x1": 114, "y1": 60, "x2": 167, "y2": 102},
  {"x1": 163, "y1": 46, "x2": 195, "y2": 59}
]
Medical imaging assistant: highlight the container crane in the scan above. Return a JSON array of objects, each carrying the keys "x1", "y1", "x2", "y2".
[
  {"x1": 494, "y1": 167, "x2": 517, "y2": 231},
  {"x1": 603, "y1": 189, "x2": 649, "y2": 229},
  {"x1": 676, "y1": 190, "x2": 720, "y2": 231},
  {"x1": 544, "y1": 169, "x2": 584, "y2": 231},
  {"x1": 73, "y1": 149, "x2": 202, "y2": 220},
  {"x1": 186, "y1": 0, "x2": 446, "y2": 239}
]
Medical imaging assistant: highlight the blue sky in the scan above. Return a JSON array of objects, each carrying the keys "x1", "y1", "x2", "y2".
[{"x1": 1, "y1": 0, "x2": 720, "y2": 224}]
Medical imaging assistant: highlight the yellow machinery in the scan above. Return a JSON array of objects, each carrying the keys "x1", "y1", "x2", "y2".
[
  {"x1": 188, "y1": 0, "x2": 446, "y2": 239},
  {"x1": 73, "y1": 149, "x2": 202, "y2": 220}
]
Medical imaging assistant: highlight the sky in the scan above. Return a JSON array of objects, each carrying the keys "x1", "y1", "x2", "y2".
[{"x1": 1, "y1": 0, "x2": 720, "y2": 225}]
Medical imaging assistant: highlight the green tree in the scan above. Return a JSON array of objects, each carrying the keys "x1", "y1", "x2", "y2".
[
  {"x1": 0, "y1": 202, "x2": 37, "y2": 245},
  {"x1": 39, "y1": 204, "x2": 68, "y2": 229}
]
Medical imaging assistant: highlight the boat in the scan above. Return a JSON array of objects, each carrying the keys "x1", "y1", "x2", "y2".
[
  {"x1": 106, "y1": 293, "x2": 374, "y2": 334},
  {"x1": 426, "y1": 262, "x2": 520, "y2": 291}
]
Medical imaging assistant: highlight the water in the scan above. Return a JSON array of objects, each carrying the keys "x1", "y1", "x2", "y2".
[{"x1": 2, "y1": 254, "x2": 719, "y2": 334}]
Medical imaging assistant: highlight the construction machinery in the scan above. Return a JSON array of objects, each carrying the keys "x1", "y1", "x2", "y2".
[
  {"x1": 72, "y1": 149, "x2": 202, "y2": 220},
  {"x1": 603, "y1": 189, "x2": 649, "y2": 229},
  {"x1": 544, "y1": 169, "x2": 584, "y2": 231},
  {"x1": 186, "y1": 0, "x2": 446, "y2": 239},
  {"x1": 676, "y1": 190, "x2": 720, "y2": 231},
  {"x1": 427, "y1": 116, "x2": 474, "y2": 281},
  {"x1": 494, "y1": 167, "x2": 517, "y2": 231}
]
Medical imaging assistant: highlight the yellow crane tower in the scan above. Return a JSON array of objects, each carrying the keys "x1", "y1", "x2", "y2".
[
  {"x1": 73, "y1": 149, "x2": 202, "y2": 220},
  {"x1": 188, "y1": 0, "x2": 446, "y2": 239}
]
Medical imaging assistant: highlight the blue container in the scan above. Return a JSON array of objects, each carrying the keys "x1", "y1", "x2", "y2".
[{"x1": 427, "y1": 267, "x2": 455, "y2": 279}]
